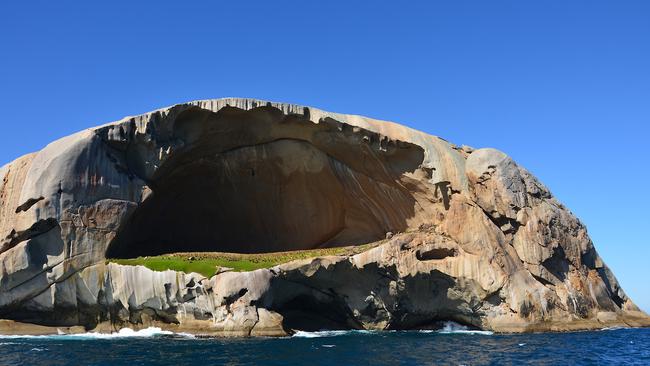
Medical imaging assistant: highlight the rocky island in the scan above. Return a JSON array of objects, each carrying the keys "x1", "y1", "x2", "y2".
[{"x1": 0, "y1": 98, "x2": 648, "y2": 336}]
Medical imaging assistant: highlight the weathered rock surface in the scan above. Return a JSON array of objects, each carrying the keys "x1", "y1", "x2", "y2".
[{"x1": 0, "y1": 98, "x2": 647, "y2": 335}]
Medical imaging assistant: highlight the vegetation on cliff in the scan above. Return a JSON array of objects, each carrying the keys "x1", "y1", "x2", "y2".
[{"x1": 107, "y1": 242, "x2": 382, "y2": 277}]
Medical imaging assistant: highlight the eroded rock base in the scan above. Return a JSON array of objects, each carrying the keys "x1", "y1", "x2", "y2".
[{"x1": 2, "y1": 231, "x2": 648, "y2": 337}]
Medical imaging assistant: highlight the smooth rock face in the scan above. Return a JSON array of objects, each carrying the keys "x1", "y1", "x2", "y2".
[{"x1": 0, "y1": 98, "x2": 647, "y2": 335}]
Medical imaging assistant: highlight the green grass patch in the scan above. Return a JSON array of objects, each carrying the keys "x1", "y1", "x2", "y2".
[
  {"x1": 107, "y1": 241, "x2": 383, "y2": 278},
  {"x1": 109, "y1": 256, "x2": 277, "y2": 277}
]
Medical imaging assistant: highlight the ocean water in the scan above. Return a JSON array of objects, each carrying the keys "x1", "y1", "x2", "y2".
[{"x1": 0, "y1": 323, "x2": 649, "y2": 365}]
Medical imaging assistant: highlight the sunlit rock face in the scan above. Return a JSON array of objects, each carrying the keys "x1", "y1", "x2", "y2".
[{"x1": 0, "y1": 98, "x2": 647, "y2": 335}]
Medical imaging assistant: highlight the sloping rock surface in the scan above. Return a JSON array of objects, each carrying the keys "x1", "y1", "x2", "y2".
[{"x1": 0, "y1": 98, "x2": 647, "y2": 335}]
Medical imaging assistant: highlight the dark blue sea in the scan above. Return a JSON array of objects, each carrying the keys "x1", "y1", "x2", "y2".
[{"x1": 1, "y1": 324, "x2": 649, "y2": 365}]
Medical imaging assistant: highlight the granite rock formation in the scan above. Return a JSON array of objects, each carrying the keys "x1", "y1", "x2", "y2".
[{"x1": 0, "y1": 98, "x2": 647, "y2": 335}]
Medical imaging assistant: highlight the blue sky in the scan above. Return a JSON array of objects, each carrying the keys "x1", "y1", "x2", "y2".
[{"x1": 1, "y1": 1, "x2": 648, "y2": 311}]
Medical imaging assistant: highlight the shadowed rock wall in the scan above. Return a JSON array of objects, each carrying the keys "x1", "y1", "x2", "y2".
[{"x1": 107, "y1": 106, "x2": 426, "y2": 257}]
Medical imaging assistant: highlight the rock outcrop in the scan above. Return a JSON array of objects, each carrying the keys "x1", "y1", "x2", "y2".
[{"x1": 0, "y1": 98, "x2": 647, "y2": 335}]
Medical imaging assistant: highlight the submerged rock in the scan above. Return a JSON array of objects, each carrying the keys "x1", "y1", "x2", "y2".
[{"x1": 0, "y1": 98, "x2": 647, "y2": 336}]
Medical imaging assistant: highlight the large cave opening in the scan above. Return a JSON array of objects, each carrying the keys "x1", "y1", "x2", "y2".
[{"x1": 106, "y1": 106, "x2": 426, "y2": 258}]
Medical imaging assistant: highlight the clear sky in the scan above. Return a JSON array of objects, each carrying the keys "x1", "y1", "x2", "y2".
[{"x1": 1, "y1": 1, "x2": 648, "y2": 311}]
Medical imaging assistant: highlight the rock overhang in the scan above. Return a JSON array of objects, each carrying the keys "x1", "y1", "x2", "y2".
[
  {"x1": 104, "y1": 108, "x2": 428, "y2": 256},
  {"x1": 6, "y1": 98, "x2": 472, "y2": 258}
]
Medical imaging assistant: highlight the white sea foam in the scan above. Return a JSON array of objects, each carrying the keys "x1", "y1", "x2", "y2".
[
  {"x1": 0, "y1": 323, "x2": 494, "y2": 339},
  {"x1": 68, "y1": 327, "x2": 175, "y2": 339},
  {"x1": 432, "y1": 321, "x2": 494, "y2": 335},
  {"x1": 0, "y1": 334, "x2": 43, "y2": 339},
  {"x1": 600, "y1": 326, "x2": 628, "y2": 331},
  {"x1": 292, "y1": 322, "x2": 493, "y2": 337},
  {"x1": 0, "y1": 327, "x2": 193, "y2": 340},
  {"x1": 292, "y1": 330, "x2": 373, "y2": 338}
]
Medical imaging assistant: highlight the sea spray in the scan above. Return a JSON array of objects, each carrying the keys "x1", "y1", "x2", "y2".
[{"x1": 0, "y1": 327, "x2": 195, "y2": 340}]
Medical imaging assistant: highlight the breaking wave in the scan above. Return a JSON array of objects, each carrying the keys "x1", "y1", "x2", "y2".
[
  {"x1": 432, "y1": 321, "x2": 493, "y2": 335},
  {"x1": 600, "y1": 326, "x2": 628, "y2": 331},
  {"x1": 292, "y1": 330, "x2": 374, "y2": 338},
  {"x1": 415, "y1": 321, "x2": 493, "y2": 335},
  {"x1": 2, "y1": 323, "x2": 491, "y2": 340},
  {"x1": 0, "y1": 327, "x2": 195, "y2": 340},
  {"x1": 291, "y1": 322, "x2": 493, "y2": 338}
]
